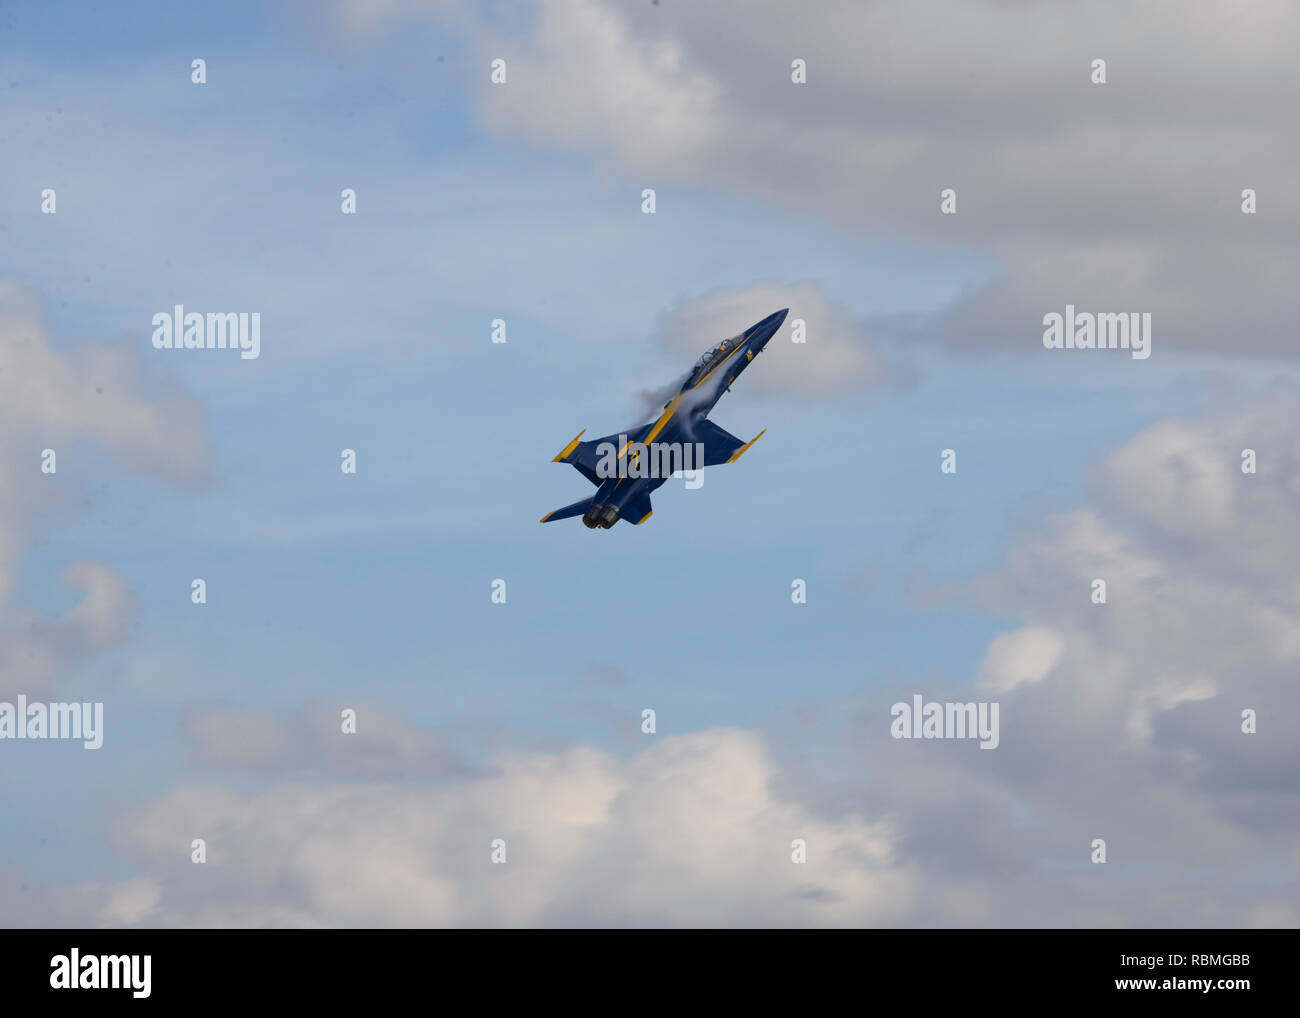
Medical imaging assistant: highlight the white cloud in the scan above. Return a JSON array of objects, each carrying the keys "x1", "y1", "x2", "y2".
[
  {"x1": 976, "y1": 625, "x2": 1064, "y2": 693},
  {"x1": 0, "y1": 284, "x2": 207, "y2": 489},
  {"x1": 349, "y1": 0, "x2": 1300, "y2": 354},
  {"x1": 0, "y1": 560, "x2": 136, "y2": 697},
  {"x1": 477, "y1": 0, "x2": 723, "y2": 167},
  {"x1": 653, "y1": 284, "x2": 892, "y2": 397},
  {"x1": 100, "y1": 877, "x2": 163, "y2": 927},
  {"x1": 14, "y1": 394, "x2": 1294, "y2": 928},
  {"x1": 84, "y1": 728, "x2": 912, "y2": 927},
  {"x1": 0, "y1": 282, "x2": 208, "y2": 697}
]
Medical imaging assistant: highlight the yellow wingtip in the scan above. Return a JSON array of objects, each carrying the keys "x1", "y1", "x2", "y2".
[
  {"x1": 552, "y1": 429, "x2": 586, "y2": 462},
  {"x1": 726, "y1": 429, "x2": 766, "y2": 464}
]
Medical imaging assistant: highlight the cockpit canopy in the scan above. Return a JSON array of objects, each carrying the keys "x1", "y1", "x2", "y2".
[{"x1": 683, "y1": 337, "x2": 737, "y2": 390}]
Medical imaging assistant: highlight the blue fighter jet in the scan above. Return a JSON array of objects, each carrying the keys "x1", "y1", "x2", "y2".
[{"x1": 542, "y1": 309, "x2": 787, "y2": 529}]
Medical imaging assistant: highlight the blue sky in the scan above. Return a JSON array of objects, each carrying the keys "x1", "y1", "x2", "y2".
[
  {"x1": 0, "y1": 0, "x2": 1210, "y2": 866},
  {"x1": 3, "y1": 0, "x2": 1296, "y2": 926}
]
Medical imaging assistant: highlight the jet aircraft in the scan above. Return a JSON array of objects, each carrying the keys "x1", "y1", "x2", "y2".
[{"x1": 542, "y1": 309, "x2": 787, "y2": 529}]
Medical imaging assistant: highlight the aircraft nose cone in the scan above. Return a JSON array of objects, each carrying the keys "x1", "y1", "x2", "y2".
[{"x1": 748, "y1": 308, "x2": 789, "y2": 350}]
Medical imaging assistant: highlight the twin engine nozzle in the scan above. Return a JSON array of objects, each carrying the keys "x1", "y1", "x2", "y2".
[{"x1": 582, "y1": 504, "x2": 620, "y2": 530}]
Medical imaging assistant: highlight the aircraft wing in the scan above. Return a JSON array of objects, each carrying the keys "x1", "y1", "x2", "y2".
[
  {"x1": 552, "y1": 428, "x2": 647, "y2": 485},
  {"x1": 552, "y1": 419, "x2": 762, "y2": 479}
]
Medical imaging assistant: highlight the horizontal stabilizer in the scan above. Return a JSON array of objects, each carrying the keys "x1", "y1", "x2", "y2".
[{"x1": 540, "y1": 496, "x2": 594, "y2": 523}]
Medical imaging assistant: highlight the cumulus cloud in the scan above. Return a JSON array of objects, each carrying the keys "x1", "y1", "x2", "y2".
[
  {"x1": 73, "y1": 729, "x2": 912, "y2": 927},
  {"x1": 975, "y1": 625, "x2": 1065, "y2": 694},
  {"x1": 0, "y1": 282, "x2": 208, "y2": 697},
  {"x1": 957, "y1": 397, "x2": 1300, "y2": 749},
  {"x1": 350, "y1": 0, "x2": 1300, "y2": 355},
  {"x1": 14, "y1": 392, "x2": 1295, "y2": 928},
  {"x1": 652, "y1": 284, "x2": 894, "y2": 397},
  {"x1": 0, "y1": 562, "x2": 135, "y2": 698},
  {"x1": 7, "y1": 4, "x2": 1298, "y2": 928},
  {"x1": 0, "y1": 283, "x2": 208, "y2": 490},
  {"x1": 836, "y1": 394, "x2": 1300, "y2": 923},
  {"x1": 476, "y1": 0, "x2": 724, "y2": 168}
]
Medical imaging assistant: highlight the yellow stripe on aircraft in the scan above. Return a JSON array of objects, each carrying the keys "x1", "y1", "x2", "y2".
[
  {"x1": 552, "y1": 430, "x2": 585, "y2": 461},
  {"x1": 632, "y1": 343, "x2": 751, "y2": 454},
  {"x1": 644, "y1": 394, "x2": 682, "y2": 445},
  {"x1": 726, "y1": 429, "x2": 767, "y2": 463}
]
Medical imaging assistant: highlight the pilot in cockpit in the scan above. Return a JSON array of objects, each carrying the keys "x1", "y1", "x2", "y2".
[{"x1": 685, "y1": 338, "x2": 734, "y2": 388}]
